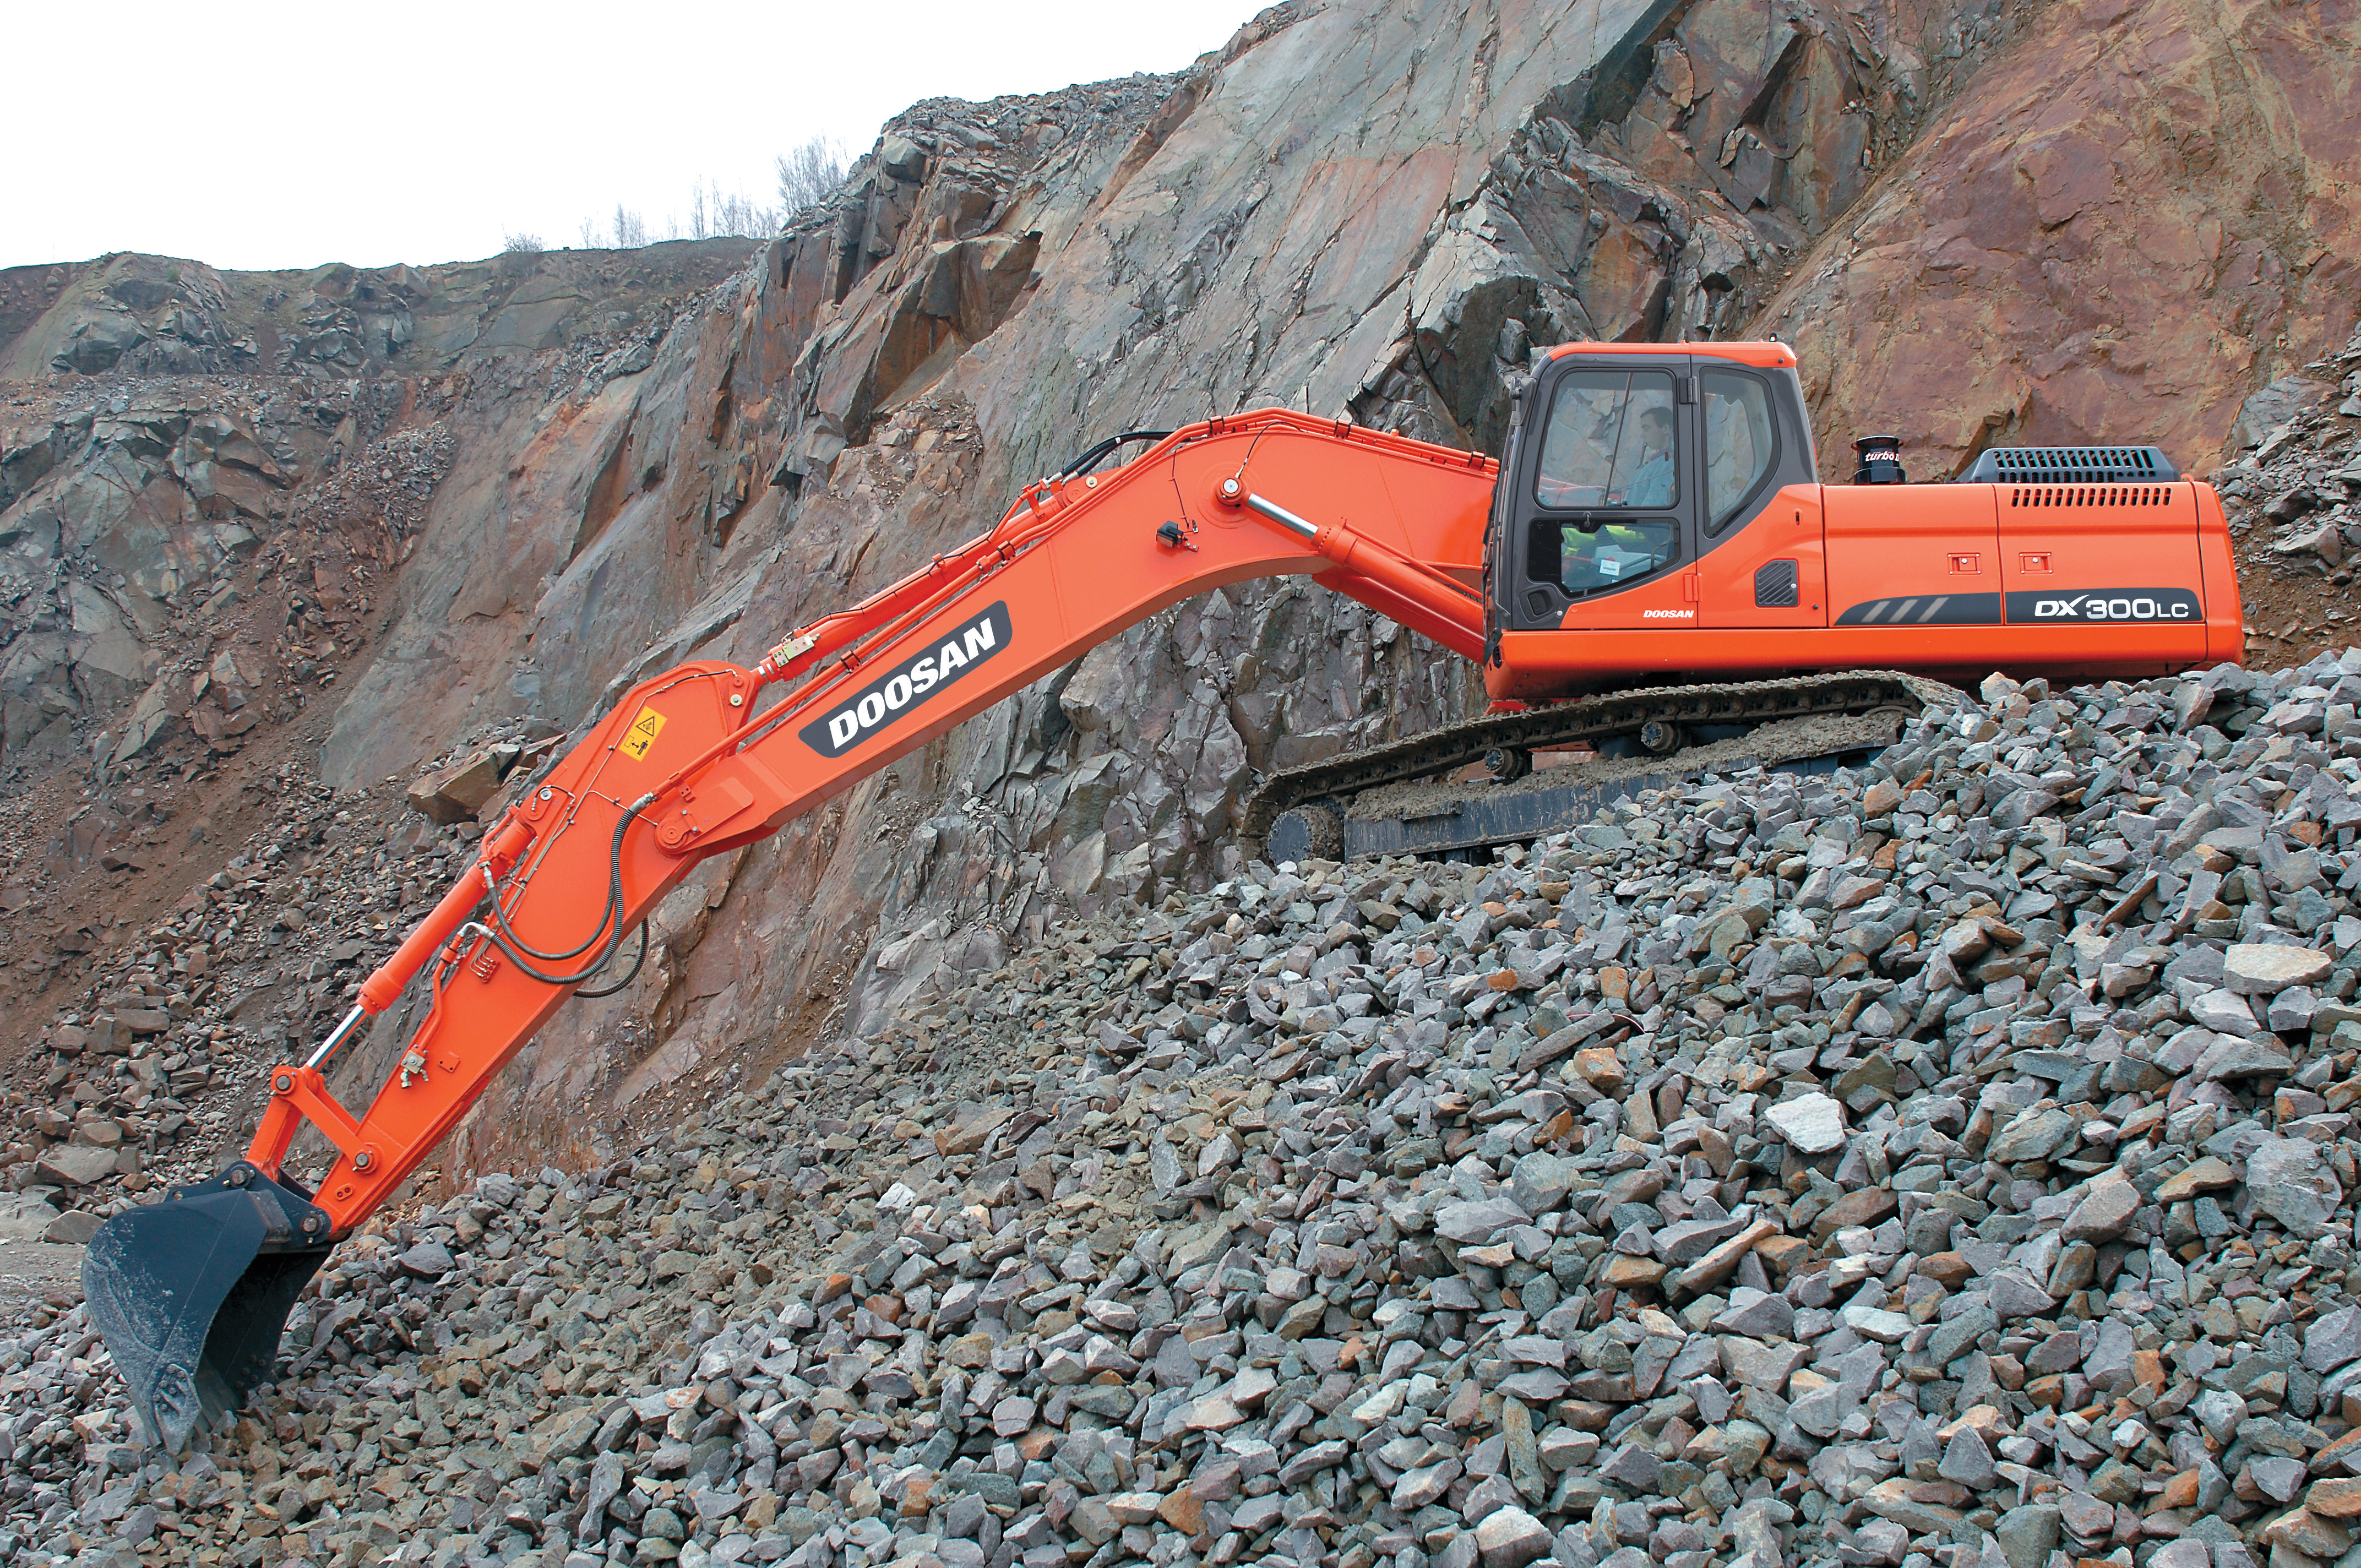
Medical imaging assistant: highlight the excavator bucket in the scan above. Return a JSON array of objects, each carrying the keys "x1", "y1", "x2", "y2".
[{"x1": 81, "y1": 1162, "x2": 334, "y2": 1452}]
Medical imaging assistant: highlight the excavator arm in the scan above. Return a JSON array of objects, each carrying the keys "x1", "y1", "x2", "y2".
[{"x1": 84, "y1": 409, "x2": 1497, "y2": 1450}]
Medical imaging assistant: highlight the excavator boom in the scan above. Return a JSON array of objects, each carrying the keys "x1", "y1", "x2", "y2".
[{"x1": 84, "y1": 410, "x2": 1498, "y2": 1449}]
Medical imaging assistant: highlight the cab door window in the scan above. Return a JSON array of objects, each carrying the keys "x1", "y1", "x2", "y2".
[
  {"x1": 1702, "y1": 369, "x2": 1777, "y2": 536},
  {"x1": 1536, "y1": 371, "x2": 1679, "y2": 509}
]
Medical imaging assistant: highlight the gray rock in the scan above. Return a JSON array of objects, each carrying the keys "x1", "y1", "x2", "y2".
[
  {"x1": 41, "y1": 1208, "x2": 102, "y2": 1245},
  {"x1": 1719, "y1": 1336, "x2": 1810, "y2": 1391},
  {"x1": 2082, "y1": 1318, "x2": 2137, "y2": 1379},
  {"x1": 1508, "y1": 1152, "x2": 1576, "y2": 1215},
  {"x1": 1596, "y1": 1443, "x2": 1660, "y2": 1491},
  {"x1": 2222, "y1": 943, "x2": 2333, "y2": 994},
  {"x1": 2267, "y1": 986, "x2": 2318, "y2": 1032},
  {"x1": 1927, "y1": 1304, "x2": 2000, "y2": 1371},
  {"x1": 1435, "y1": 1197, "x2": 1531, "y2": 1244},
  {"x1": 1987, "y1": 1106, "x2": 2079, "y2": 1163},
  {"x1": 1473, "y1": 1506, "x2": 1553, "y2": 1568},
  {"x1": 2306, "y1": 1305, "x2": 2361, "y2": 1374},
  {"x1": 34, "y1": 1145, "x2": 121, "y2": 1187},
  {"x1": 2191, "y1": 1388, "x2": 2247, "y2": 1444},
  {"x1": 1939, "y1": 1427, "x2": 1998, "y2": 1489},
  {"x1": 1709, "y1": 1288, "x2": 1793, "y2": 1339},
  {"x1": 2060, "y1": 1173, "x2": 2139, "y2": 1244},
  {"x1": 2186, "y1": 989, "x2": 2259, "y2": 1033},
  {"x1": 2243, "y1": 1455, "x2": 2305, "y2": 1502},
  {"x1": 1840, "y1": 1300, "x2": 1913, "y2": 1343},
  {"x1": 1763, "y1": 1092, "x2": 1846, "y2": 1154},
  {"x1": 2193, "y1": 1033, "x2": 2294, "y2": 1080},
  {"x1": 396, "y1": 1239, "x2": 456, "y2": 1278},
  {"x1": 1994, "y1": 1505, "x2": 2061, "y2": 1568},
  {"x1": 2244, "y1": 1134, "x2": 2342, "y2": 1238}
]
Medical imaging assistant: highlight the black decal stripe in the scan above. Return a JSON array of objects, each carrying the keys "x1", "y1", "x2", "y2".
[{"x1": 1836, "y1": 593, "x2": 2000, "y2": 626}]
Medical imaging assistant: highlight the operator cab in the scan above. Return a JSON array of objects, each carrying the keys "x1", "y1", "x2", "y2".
[{"x1": 1494, "y1": 344, "x2": 1819, "y2": 633}]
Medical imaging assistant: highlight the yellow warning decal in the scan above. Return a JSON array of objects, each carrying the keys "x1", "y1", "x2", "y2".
[{"x1": 620, "y1": 705, "x2": 668, "y2": 761}]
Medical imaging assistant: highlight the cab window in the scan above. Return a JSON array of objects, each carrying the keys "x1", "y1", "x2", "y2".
[
  {"x1": 1526, "y1": 515, "x2": 1681, "y2": 598},
  {"x1": 1702, "y1": 369, "x2": 1776, "y2": 535},
  {"x1": 1535, "y1": 371, "x2": 1678, "y2": 509}
]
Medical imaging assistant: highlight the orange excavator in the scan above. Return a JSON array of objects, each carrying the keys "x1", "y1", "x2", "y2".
[{"x1": 84, "y1": 340, "x2": 2239, "y2": 1447}]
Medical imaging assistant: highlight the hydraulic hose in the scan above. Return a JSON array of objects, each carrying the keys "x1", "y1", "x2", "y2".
[
  {"x1": 574, "y1": 922, "x2": 651, "y2": 998},
  {"x1": 1056, "y1": 429, "x2": 1172, "y2": 480},
  {"x1": 480, "y1": 797, "x2": 643, "y2": 963},
  {"x1": 469, "y1": 914, "x2": 635, "y2": 990}
]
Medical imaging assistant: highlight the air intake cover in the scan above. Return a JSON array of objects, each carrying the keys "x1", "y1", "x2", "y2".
[
  {"x1": 1755, "y1": 558, "x2": 1799, "y2": 607},
  {"x1": 1960, "y1": 447, "x2": 2179, "y2": 484}
]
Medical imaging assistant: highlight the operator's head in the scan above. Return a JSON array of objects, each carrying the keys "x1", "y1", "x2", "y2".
[{"x1": 1640, "y1": 407, "x2": 1672, "y2": 450}]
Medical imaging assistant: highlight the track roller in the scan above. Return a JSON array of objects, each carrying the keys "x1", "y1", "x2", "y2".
[
  {"x1": 1485, "y1": 746, "x2": 1533, "y2": 782},
  {"x1": 1265, "y1": 802, "x2": 1345, "y2": 864}
]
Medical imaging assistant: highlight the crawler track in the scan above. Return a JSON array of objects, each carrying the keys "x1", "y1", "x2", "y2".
[{"x1": 1243, "y1": 670, "x2": 1946, "y2": 860}]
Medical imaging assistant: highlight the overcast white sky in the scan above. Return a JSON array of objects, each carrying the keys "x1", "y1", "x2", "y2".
[{"x1": 2, "y1": 1, "x2": 1270, "y2": 274}]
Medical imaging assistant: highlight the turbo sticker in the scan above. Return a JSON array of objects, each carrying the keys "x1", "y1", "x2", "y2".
[
  {"x1": 801, "y1": 602, "x2": 1013, "y2": 758},
  {"x1": 619, "y1": 706, "x2": 667, "y2": 760}
]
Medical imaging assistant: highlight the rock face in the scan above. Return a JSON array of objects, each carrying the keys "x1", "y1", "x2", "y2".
[
  {"x1": 0, "y1": 241, "x2": 753, "y2": 765},
  {"x1": 2201, "y1": 320, "x2": 2361, "y2": 677},
  {"x1": 1763, "y1": 0, "x2": 2361, "y2": 480}
]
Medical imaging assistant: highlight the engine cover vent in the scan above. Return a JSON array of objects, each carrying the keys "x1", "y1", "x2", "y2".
[
  {"x1": 2008, "y1": 484, "x2": 2179, "y2": 509},
  {"x1": 1960, "y1": 446, "x2": 2179, "y2": 484}
]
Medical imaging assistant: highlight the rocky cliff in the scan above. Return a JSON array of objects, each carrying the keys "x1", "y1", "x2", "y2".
[{"x1": 2, "y1": 0, "x2": 2359, "y2": 1201}]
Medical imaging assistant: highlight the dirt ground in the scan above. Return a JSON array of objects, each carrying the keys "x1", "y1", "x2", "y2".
[
  {"x1": 0, "y1": 1194, "x2": 82, "y2": 1316},
  {"x1": 2238, "y1": 549, "x2": 2352, "y2": 671}
]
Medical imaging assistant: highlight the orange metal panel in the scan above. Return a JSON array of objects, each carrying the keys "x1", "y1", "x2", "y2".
[
  {"x1": 1548, "y1": 340, "x2": 1798, "y2": 370},
  {"x1": 1697, "y1": 484, "x2": 1827, "y2": 629},
  {"x1": 2194, "y1": 486, "x2": 2245, "y2": 665},
  {"x1": 1823, "y1": 483, "x2": 2001, "y2": 629},
  {"x1": 1993, "y1": 481, "x2": 2207, "y2": 662}
]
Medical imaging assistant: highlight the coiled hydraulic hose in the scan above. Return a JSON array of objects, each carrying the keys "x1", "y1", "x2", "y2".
[
  {"x1": 574, "y1": 922, "x2": 650, "y2": 998},
  {"x1": 463, "y1": 792, "x2": 657, "y2": 990},
  {"x1": 481, "y1": 801, "x2": 641, "y2": 964}
]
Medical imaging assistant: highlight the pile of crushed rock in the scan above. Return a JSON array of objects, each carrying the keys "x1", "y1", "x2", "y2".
[
  {"x1": 2217, "y1": 323, "x2": 2361, "y2": 585},
  {"x1": 9, "y1": 652, "x2": 2361, "y2": 1568}
]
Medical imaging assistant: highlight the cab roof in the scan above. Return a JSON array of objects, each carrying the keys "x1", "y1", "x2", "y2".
[{"x1": 1546, "y1": 341, "x2": 1798, "y2": 369}]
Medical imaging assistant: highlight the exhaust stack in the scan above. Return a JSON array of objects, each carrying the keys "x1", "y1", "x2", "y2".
[{"x1": 1852, "y1": 434, "x2": 1907, "y2": 484}]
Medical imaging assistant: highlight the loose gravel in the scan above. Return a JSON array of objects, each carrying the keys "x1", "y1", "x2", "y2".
[{"x1": 9, "y1": 652, "x2": 2361, "y2": 1568}]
